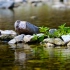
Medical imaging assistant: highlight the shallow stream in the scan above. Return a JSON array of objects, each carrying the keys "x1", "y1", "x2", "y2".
[{"x1": 0, "y1": 3, "x2": 70, "y2": 70}]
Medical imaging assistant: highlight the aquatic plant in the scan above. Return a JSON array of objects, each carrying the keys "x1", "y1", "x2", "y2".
[
  {"x1": 39, "y1": 23, "x2": 70, "y2": 38},
  {"x1": 32, "y1": 34, "x2": 45, "y2": 42},
  {"x1": 32, "y1": 34, "x2": 38, "y2": 41},
  {"x1": 53, "y1": 23, "x2": 70, "y2": 37},
  {"x1": 39, "y1": 26, "x2": 49, "y2": 35}
]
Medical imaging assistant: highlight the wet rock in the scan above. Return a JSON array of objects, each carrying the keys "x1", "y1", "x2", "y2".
[
  {"x1": 61, "y1": 35, "x2": 70, "y2": 43},
  {"x1": 23, "y1": 33, "x2": 44, "y2": 43},
  {"x1": 43, "y1": 38, "x2": 65, "y2": 46},
  {"x1": 67, "y1": 42, "x2": 70, "y2": 46},
  {"x1": 8, "y1": 34, "x2": 24, "y2": 44},
  {"x1": 8, "y1": 38, "x2": 16, "y2": 44},
  {"x1": 0, "y1": 30, "x2": 17, "y2": 42},
  {"x1": 14, "y1": 20, "x2": 39, "y2": 34},
  {"x1": 23, "y1": 35, "x2": 33, "y2": 43},
  {"x1": 0, "y1": 35, "x2": 14, "y2": 42},
  {"x1": 54, "y1": 38, "x2": 65, "y2": 45},
  {"x1": 43, "y1": 38, "x2": 54, "y2": 44},
  {"x1": 0, "y1": 30, "x2": 17, "y2": 37},
  {"x1": 14, "y1": 34, "x2": 24, "y2": 42}
]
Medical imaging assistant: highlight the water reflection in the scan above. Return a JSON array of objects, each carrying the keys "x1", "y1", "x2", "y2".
[
  {"x1": 0, "y1": 44, "x2": 14, "y2": 70},
  {"x1": 11, "y1": 43, "x2": 32, "y2": 70},
  {"x1": 1, "y1": 43, "x2": 70, "y2": 69},
  {"x1": 9, "y1": 43, "x2": 70, "y2": 68},
  {"x1": 0, "y1": 9, "x2": 14, "y2": 30}
]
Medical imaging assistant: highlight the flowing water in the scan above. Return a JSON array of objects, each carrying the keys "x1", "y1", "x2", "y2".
[{"x1": 0, "y1": 3, "x2": 70, "y2": 70}]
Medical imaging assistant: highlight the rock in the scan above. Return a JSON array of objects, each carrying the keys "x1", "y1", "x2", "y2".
[
  {"x1": 23, "y1": 33, "x2": 44, "y2": 43},
  {"x1": 14, "y1": 20, "x2": 39, "y2": 34},
  {"x1": 61, "y1": 35, "x2": 70, "y2": 43},
  {"x1": 54, "y1": 38, "x2": 65, "y2": 45},
  {"x1": 23, "y1": 35, "x2": 33, "y2": 43},
  {"x1": 67, "y1": 42, "x2": 70, "y2": 49},
  {"x1": 14, "y1": 34, "x2": 24, "y2": 42},
  {"x1": 0, "y1": 30, "x2": 17, "y2": 42},
  {"x1": 0, "y1": 30, "x2": 16, "y2": 37},
  {"x1": 43, "y1": 38, "x2": 54, "y2": 44},
  {"x1": 8, "y1": 38, "x2": 16, "y2": 44},
  {"x1": 49, "y1": 29, "x2": 57, "y2": 35},
  {"x1": 8, "y1": 34, "x2": 24, "y2": 44},
  {"x1": 44, "y1": 43, "x2": 54, "y2": 47},
  {"x1": 43, "y1": 38, "x2": 65, "y2": 46},
  {"x1": 67, "y1": 42, "x2": 70, "y2": 46}
]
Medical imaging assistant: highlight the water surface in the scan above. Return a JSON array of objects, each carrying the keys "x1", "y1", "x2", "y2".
[{"x1": 0, "y1": 4, "x2": 70, "y2": 29}]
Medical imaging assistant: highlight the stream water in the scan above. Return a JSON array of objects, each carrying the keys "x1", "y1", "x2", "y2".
[{"x1": 0, "y1": 3, "x2": 70, "y2": 70}]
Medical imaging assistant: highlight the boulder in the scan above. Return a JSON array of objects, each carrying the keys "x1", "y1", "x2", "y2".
[
  {"x1": 14, "y1": 20, "x2": 39, "y2": 35},
  {"x1": 43, "y1": 38, "x2": 54, "y2": 44},
  {"x1": 43, "y1": 38, "x2": 65, "y2": 46},
  {"x1": 23, "y1": 35, "x2": 33, "y2": 43},
  {"x1": 67, "y1": 42, "x2": 70, "y2": 47},
  {"x1": 54, "y1": 38, "x2": 65, "y2": 46}
]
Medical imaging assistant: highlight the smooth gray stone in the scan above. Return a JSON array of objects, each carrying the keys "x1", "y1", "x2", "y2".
[
  {"x1": 49, "y1": 29, "x2": 57, "y2": 34},
  {"x1": 15, "y1": 20, "x2": 39, "y2": 34}
]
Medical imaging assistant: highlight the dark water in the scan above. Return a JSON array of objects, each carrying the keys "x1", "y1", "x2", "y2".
[
  {"x1": 0, "y1": 3, "x2": 70, "y2": 70},
  {"x1": 0, "y1": 43, "x2": 70, "y2": 70}
]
